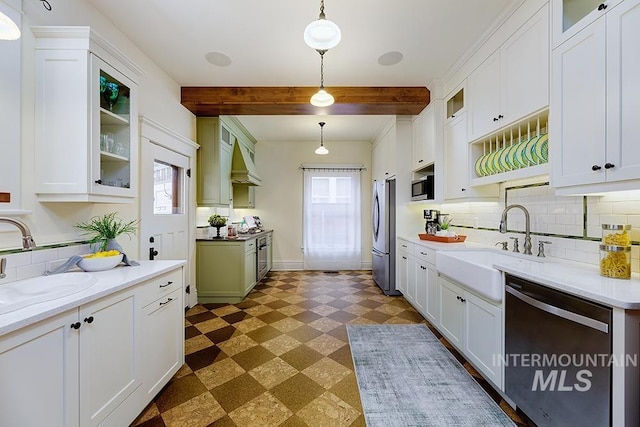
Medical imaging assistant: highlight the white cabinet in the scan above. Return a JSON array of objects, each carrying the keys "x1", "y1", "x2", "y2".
[
  {"x1": 0, "y1": 266, "x2": 184, "y2": 426},
  {"x1": 372, "y1": 122, "x2": 397, "y2": 181},
  {"x1": 468, "y1": 4, "x2": 550, "y2": 141},
  {"x1": 33, "y1": 27, "x2": 141, "y2": 203},
  {"x1": 438, "y1": 275, "x2": 503, "y2": 388},
  {"x1": 197, "y1": 118, "x2": 234, "y2": 206},
  {"x1": 412, "y1": 104, "x2": 437, "y2": 170},
  {"x1": 444, "y1": 113, "x2": 498, "y2": 201},
  {"x1": 552, "y1": 0, "x2": 623, "y2": 48},
  {"x1": 397, "y1": 240, "x2": 438, "y2": 325},
  {"x1": 396, "y1": 239, "x2": 413, "y2": 296},
  {"x1": 0, "y1": 310, "x2": 79, "y2": 427},
  {"x1": 552, "y1": 0, "x2": 640, "y2": 193}
]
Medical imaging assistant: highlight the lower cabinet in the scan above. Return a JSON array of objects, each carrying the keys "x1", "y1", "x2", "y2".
[
  {"x1": 0, "y1": 266, "x2": 184, "y2": 427},
  {"x1": 397, "y1": 239, "x2": 438, "y2": 324},
  {"x1": 196, "y1": 238, "x2": 258, "y2": 303},
  {"x1": 438, "y1": 275, "x2": 503, "y2": 388}
]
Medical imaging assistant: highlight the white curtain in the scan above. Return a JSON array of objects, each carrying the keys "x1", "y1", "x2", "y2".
[{"x1": 303, "y1": 168, "x2": 362, "y2": 270}]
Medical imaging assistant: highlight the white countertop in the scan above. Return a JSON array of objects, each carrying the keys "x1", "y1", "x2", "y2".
[
  {"x1": 398, "y1": 235, "x2": 640, "y2": 309},
  {"x1": 0, "y1": 260, "x2": 185, "y2": 336}
]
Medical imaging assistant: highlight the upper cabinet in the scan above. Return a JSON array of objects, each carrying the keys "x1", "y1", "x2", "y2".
[
  {"x1": 33, "y1": 27, "x2": 143, "y2": 203},
  {"x1": 196, "y1": 117, "x2": 234, "y2": 207},
  {"x1": 412, "y1": 101, "x2": 440, "y2": 171},
  {"x1": 551, "y1": 0, "x2": 640, "y2": 193},
  {"x1": 467, "y1": 4, "x2": 549, "y2": 142},
  {"x1": 552, "y1": 0, "x2": 623, "y2": 48},
  {"x1": 372, "y1": 120, "x2": 397, "y2": 181}
]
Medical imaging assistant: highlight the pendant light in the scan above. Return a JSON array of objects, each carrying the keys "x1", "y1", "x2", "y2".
[
  {"x1": 0, "y1": 4, "x2": 20, "y2": 40},
  {"x1": 304, "y1": 0, "x2": 341, "y2": 51},
  {"x1": 310, "y1": 50, "x2": 334, "y2": 107},
  {"x1": 315, "y1": 122, "x2": 329, "y2": 155}
]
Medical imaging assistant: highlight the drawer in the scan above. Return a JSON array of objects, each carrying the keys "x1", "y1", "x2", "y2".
[
  {"x1": 245, "y1": 239, "x2": 256, "y2": 253},
  {"x1": 397, "y1": 239, "x2": 414, "y2": 256},
  {"x1": 139, "y1": 268, "x2": 183, "y2": 307},
  {"x1": 415, "y1": 245, "x2": 436, "y2": 265}
]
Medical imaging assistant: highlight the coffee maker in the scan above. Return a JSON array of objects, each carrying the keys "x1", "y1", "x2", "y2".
[{"x1": 424, "y1": 209, "x2": 440, "y2": 235}]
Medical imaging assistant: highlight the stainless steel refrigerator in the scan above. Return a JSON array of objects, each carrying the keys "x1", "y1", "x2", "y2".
[{"x1": 372, "y1": 179, "x2": 399, "y2": 295}]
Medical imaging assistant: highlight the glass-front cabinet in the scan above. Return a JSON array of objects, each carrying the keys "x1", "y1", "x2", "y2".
[{"x1": 33, "y1": 27, "x2": 142, "y2": 203}]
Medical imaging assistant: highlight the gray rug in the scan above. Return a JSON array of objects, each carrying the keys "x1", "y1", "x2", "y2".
[{"x1": 347, "y1": 324, "x2": 515, "y2": 426}]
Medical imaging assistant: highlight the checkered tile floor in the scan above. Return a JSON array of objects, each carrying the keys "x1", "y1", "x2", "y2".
[{"x1": 132, "y1": 271, "x2": 527, "y2": 426}]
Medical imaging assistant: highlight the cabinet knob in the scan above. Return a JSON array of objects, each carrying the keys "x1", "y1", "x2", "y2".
[
  {"x1": 461, "y1": 188, "x2": 466, "y2": 192},
  {"x1": 83, "y1": 316, "x2": 94, "y2": 324},
  {"x1": 70, "y1": 322, "x2": 81, "y2": 330},
  {"x1": 604, "y1": 162, "x2": 615, "y2": 169},
  {"x1": 418, "y1": 159, "x2": 424, "y2": 163},
  {"x1": 592, "y1": 165, "x2": 602, "y2": 171},
  {"x1": 493, "y1": 117, "x2": 499, "y2": 122},
  {"x1": 460, "y1": 297, "x2": 466, "y2": 303},
  {"x1": 498, "y1": 114, "x2": 503, "y2": 119},
  {"x1": 94, "y1": 179, "x2": 102, "y2": 184},
  {"x1": 598, "y1": 3, "x2": 607, "y2": 10}
]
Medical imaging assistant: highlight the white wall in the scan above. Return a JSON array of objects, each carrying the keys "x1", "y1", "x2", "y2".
[
  {"x1": 250, "y1": 139, "x2": 372, "y2": 270},
  {"x1": 0, "y1": 0, "x2": 195, "y2": 254}
]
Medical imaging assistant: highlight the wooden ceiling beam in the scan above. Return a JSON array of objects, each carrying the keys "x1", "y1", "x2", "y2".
[{"x1": 180, "y1": 86, "x2": 430, "y2": 116}]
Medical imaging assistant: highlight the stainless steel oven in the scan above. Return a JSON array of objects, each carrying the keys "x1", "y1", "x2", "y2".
[
  {"x1": 257, "y1": 236, "x2": 268, "y2": 281},
  {"x1": 505, "y1": 274, "x2": 612, "y2": 427}
]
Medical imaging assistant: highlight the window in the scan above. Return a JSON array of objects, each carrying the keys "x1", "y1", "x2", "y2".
[{"x1": 153, "y1": 161, "x2": 183, "y2": 215}]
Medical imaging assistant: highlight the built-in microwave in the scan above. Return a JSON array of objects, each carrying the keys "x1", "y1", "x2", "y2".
[{"x1": 411, "y1": 175, "x2": 434, "y2": 201}]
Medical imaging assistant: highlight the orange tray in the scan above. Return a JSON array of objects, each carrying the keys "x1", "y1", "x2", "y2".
[{"x1": 418, "y1": 234, "x2": 467, "y2": 243}]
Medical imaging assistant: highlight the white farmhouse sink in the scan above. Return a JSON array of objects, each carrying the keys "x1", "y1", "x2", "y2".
[
  {"x1": 0, "y1": 272, "x2": 97, "y2": 315},
  {"x1": 436, "y1": 250, "x2": 541, "y2": 302}
]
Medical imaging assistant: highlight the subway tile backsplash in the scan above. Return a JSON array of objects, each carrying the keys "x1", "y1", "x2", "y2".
[{"x1": 436, "y1": 181, "x2": 640, "y2": 272}]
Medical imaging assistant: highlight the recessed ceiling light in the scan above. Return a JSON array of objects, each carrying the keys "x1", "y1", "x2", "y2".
[
  {"x1": 377, "y1": 51, "x2": 403, "y2": 66},
  {"x1": 205, "y1": 52, "x2": 232, "y2": 67}
]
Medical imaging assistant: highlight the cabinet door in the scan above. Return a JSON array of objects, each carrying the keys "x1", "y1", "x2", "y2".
[
  {"x1": 244, "y1": 241, "x2": 257, "y2": 295},
  {"x1": 0, "y1": 310, "x2": 79, "y2": 427},
  {"x1": 397, "y1": 252, "x2": 409, "y2": 295},
  {"x1": 79, "y1": 289, "x2": 140, "y2": 427},
  {"x1": 412, "y1": 105, "x2": 436, "y2": 170},
  {"x1": 414, "y1": 262, "x2": 428, "y2": 315},
  {"x1": 464, "y1": 291, "x2": 503, "y2": 388},
  {"x1": 605, "y1": 0, "x2": 640, "y2": 182},
  {"x1": 552, "y1": 0, "x2": 622, "y2": 48},
  {"x1": 142, "y1": 288, "x2": 184, "y2": 399},
  {"x1": 444, "y1": 113, "x2": 470, "y2": 199},
  {"x1": 372, "y1": 140, "x2": 385, "y2": 182},
  {"x1": 501, "y1": 4, "x2": 549, "y2": 124},
  {"x1": 219, "y1": 136, "x2": 233, "y2": 205},
  {"x1": 406, "y1": 256, "x2": 417, "y2": 304},
  {"x1": 197, "y1": 118, "x2": 221, "y2": 205},
  {"x1": 551, "y1": 16, "x2": 607, "y2": 188},
  {"x1": 425, "y1": 265, "x2": 439, "y2": 325},
  {"x1": 468, "y1": 51, "x2": 501, "y2": 141},
  {"x1": 438, "y1": 277, "x2": 464, "y2": 350}
]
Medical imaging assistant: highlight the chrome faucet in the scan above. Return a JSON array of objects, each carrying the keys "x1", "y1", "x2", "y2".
[
  {"x1": 499, "y1": 204, "x2": 532, "y2": 255},
  {"x1": 0, "y1": 217, "x2": 36, "y2": 250}
]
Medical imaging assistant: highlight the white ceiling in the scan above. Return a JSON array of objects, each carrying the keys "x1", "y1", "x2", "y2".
[{"x1": 86, "y1": 0, "x2": 516, "y2": 142}]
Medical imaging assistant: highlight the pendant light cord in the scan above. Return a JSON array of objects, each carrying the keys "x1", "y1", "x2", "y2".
[
  {"x1": 319, "y1": 51, "x2": 325, "y2": 89},
  {"x1": 319, "y1": 0, "x2": 326, "y2": 19}
]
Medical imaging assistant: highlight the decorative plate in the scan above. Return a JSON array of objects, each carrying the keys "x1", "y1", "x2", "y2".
[
  {"x1": 493, "y1": 148, "x2": 505, "y2": 173},
  {"x1": 524, "y1": 136, "x2": 539, "y2": 165},
  {"x1": 535, "y1": 133, "x2": 548, "y2": 163},
  {"x1": 505, "y1": 143, "x2": 521, "y2": 169},
  {"x1": 485, "y1": 151, "x2": 496, "y2": 175},
  {"x1": 512, "y1": 141, "x2": 526, "y2": 169},
  {"x1": 499, "y1": 145, "x2": 512, "y2": 172},
  {"x1": 474, "y1": 154, "x2": 485, "y2": 177}
]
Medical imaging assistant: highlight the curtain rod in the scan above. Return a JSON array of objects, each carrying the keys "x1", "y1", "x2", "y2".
[{"x1": 299, "y1": 165, "x2": 366, "y2": 172}]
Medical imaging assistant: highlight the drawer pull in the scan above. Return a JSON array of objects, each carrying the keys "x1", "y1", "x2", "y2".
[
  {"x1": 159, "y1": 281, "x2": 173, "y2": 288},
  {"x1": 159, "y1": 298, "x2": 174, "y2": 306},
  {"x1": 420, "y1": 251, "x2": 427, "y2": 255}
]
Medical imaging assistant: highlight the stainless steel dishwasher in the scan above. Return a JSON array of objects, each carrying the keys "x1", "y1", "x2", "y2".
[{"x1": 505, "y1": 274, "x2": 612, "y2": 427}]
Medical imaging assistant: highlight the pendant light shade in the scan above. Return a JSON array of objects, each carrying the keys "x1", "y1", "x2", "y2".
[
  {"x1": 310, "y1": 50, "x2": 334, "y2": 107},
  {"x1": 0, "y1": 9, "x2": 20, "y2": 40},
  {"x1": 304, "y1": 0, "x2": 341, "y2": 51},
  {"x1": 315, "y1": 121, "x2": 329, "y2": 155}
]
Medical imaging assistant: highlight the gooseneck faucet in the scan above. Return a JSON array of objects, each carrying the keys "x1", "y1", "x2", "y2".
[
  {"x1": 499, "y1": 204, "x2": 532, "y2": 255},
  {"x1": 0, "y1": 217, "x2": 36, "y2": 250}
]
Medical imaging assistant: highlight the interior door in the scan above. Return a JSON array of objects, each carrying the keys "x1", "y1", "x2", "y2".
[{"x1": 140, "y1": 140, "x2": 190, "y2": 305}]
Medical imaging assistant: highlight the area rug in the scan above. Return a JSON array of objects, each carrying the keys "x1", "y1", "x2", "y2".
[{"x1": 347, "y1": 324, "x2": 514, "y2": 426}]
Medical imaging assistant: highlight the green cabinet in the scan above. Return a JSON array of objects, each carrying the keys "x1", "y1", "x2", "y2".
[
  {"x1": 196, "y1": 118, "x2": 234, "y2": 206},
  {"x1": 196, "y1": 238, "x2": 257, "y2": 303},
  {"x1": 233, "y1": 184, "x2": 255, "y2": 208}
]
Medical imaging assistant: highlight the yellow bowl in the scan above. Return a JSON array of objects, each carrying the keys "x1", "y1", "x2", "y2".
[{"x1": 78, "y1": 253, "x2": 123, "y2": 272}]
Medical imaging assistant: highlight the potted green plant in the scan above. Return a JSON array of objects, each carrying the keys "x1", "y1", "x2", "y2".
[
  {"x1": 75, "y1": 212, "x2": 140, "y2": 252},
  {"x1": 208, "y1": 214, "x2": 227, "y2": 238}
]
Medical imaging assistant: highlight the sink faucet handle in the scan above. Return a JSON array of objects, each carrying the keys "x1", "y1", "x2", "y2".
[
  {"x1": 537, "y1": 241, "x2": 552, "y2": 257},
  {"x1": 0, "y1": 257, "x2": 6, "y2": 279},
  {"x1": 495, "y1": 241, "x2": 508, "y2": 251},
  {"x1": 509, "y1": 237, "x2": 520, "y2": 253}
]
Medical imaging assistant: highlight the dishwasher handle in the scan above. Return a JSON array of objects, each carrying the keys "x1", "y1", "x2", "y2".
[{"x1": 506, "y1": 285, "x2": 609, "y2": 334}]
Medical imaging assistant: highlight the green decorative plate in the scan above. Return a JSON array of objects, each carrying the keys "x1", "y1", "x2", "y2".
[
  {"x1": 513, "y1": 140, "x2": 528, "y2": 168},
  {"x1": 535, "y1": 133, "x2": 548, "y2": 163},
  {"x1": 474, "y1": 154, "x2": 485, "y2": 177},
  {"x1": 524, "y1": 136, "x2": 539, "y2": 165},
  {"x1": 493, "y1": 147, "x2": 505, "y2": 173},
  {"x1": 505, "y1": 143, "x2": 520, "y2": 169},
  {"x1": 499, "y1": 145, "x2": 512, "y2": 172},
  {"x1": 485, "y1": 151, "x2": 496, "y2": 175}
]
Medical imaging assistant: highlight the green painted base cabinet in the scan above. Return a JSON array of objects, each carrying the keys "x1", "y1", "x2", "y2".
[{"x1": 196, "y1": 239, "x2": 257, "y2": 303}]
